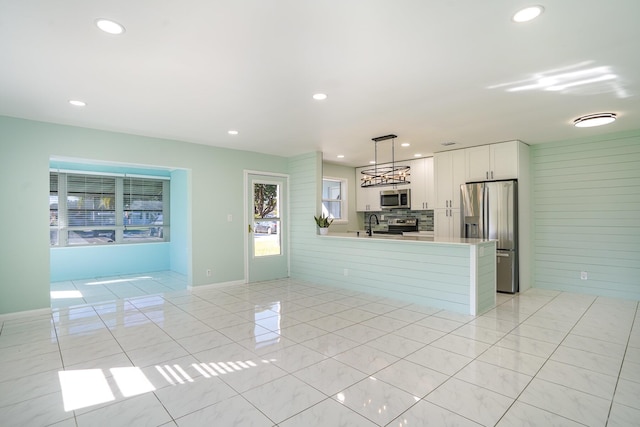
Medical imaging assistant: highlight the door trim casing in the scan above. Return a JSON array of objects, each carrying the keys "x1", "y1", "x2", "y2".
[{"x1": 243, "y1": 170, "x2": 290, "y2": 283}]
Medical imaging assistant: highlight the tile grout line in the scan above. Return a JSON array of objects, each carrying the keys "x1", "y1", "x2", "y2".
[
  {"x1": 604, "y1": 299, "x2": 640, "y2": 427},
  {"x1": 492, "y1": 291, "x2": 610, "y2": 426}
]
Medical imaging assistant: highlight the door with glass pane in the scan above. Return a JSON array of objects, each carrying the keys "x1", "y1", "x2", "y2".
[{"x1": 247, "y1": 173, "x2": 288, "y2": 282}]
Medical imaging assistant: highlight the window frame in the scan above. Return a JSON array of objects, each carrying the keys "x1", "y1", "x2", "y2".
[
  {"x1": 321, "y1": 176, "x2": 348, "y2": 223},
  {"x1": 50, "y1": 170, "x2": 170, "y2": 247}
]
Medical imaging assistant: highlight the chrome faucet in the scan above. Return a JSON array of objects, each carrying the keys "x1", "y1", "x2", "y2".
[{"x1": 367, "y1": 214, "x2": 379, "y2": 236}]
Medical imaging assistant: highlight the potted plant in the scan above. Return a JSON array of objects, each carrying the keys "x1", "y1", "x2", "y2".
[{"x1": 314, "y1": 213, "x2": 333, "y2": 235}]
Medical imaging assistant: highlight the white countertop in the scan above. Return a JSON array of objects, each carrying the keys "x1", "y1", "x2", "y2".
[{"x1": 322, "y1": 231, "x2": 493, "y2": 245}]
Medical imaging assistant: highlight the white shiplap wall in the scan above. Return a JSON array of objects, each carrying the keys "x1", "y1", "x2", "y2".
[
  {"x1": 288, "y1": 152, "x2": 323, "y2": 277},
  {"x1": 288, "y1": 152, "x2": 495, "y2": 314},
  {"x1": 532, "y1": 131, "x2": 640, "y2": 300}
]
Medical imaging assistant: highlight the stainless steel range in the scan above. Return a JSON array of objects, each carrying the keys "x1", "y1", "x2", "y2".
[{"x1": 385, "y1": 217, "x2": 419, "y2": 234}]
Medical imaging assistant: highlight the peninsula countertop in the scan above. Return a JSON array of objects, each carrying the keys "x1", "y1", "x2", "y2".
[{"x1": 320, "y1": 231, "x2": 494, "y2": 246}]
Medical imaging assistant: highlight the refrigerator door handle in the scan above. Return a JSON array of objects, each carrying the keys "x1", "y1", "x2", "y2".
[{"x1": 483, "y1": 185, "x2": 489, "y2": 240}]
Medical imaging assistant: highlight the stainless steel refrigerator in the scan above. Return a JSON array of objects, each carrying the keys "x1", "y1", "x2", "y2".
[{"x1": 461, "y1": 180, "x2": 518, "y2": 293}]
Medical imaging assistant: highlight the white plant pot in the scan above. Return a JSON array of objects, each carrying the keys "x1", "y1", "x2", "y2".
[{"x1": 318, "y1": 227, "x2": 329, "y2": 235}]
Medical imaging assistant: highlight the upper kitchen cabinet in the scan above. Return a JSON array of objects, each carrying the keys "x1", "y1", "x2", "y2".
[
  {"x1": 466, "y1": 140, "x2": 520, "y2": 182},
  {"x1": 410, "y1": 157, "x2": 434, "y2": 210},
  {"x1": 355, "y1": 166, "x2": 380, "y2": 211},
  {"x1": 434, "y1": 150, "x2": 466, "y2": 210}
]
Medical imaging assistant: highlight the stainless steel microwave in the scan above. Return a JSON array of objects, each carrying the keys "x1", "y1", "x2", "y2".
[{"x1": 380, "y1": 189, "x2": 411, "y2": 210}]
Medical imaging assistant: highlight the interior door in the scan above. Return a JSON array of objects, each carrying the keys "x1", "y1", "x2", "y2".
[{"x1": 246, "y1": 173, "x2": 288, "y2": 282}]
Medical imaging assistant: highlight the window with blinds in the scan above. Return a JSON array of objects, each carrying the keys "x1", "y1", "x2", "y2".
[
  {"x1": 67, "y1": 174, "x2": 116, "y2": 227},
  {"x1": 322, "y1": 178, "x2": 347, "y2": 221},
  {"x1": 50, "y1": 172, "x2": 59, "y2": 246},
  {"x1": 50, "y1": 171, "x2": 169, "y2": 246}
]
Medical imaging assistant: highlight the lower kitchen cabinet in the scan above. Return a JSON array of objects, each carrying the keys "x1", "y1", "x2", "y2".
[{"x1": 434, "y1": 208, "x2": 461, "y2": 238}]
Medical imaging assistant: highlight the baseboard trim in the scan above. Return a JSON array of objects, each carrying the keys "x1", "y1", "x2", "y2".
[
  {"x1": 0, "y1": 307, "x2": 52, "y2": 322},
  {"x1": 189, "y1": 280, "x2": 246, "y2": 292}
]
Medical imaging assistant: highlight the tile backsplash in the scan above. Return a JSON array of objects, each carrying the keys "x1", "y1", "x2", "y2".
[{"x1": 361, "y1": 210, "x2": 434, "y2": 231}]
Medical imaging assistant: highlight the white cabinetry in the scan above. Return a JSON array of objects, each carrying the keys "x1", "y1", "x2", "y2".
[
  {"x1": 466, "y1": 140, "x2": 519, "y2": 182},
  {"x1": 434, "y1": 209, "x2": 461, "y2": 238},
  {"x1": 355, "y1": 166, "x2": 380, "y2": 211},
  {"x1": 434, "y1": 150, "x2": 465, "y2": 238},
  {"x1": 434, "y1": 150, "x2": 466, "y2": 210},
  {"x1": 410, "y1": 157, "x2": 434, "y2": 210}
]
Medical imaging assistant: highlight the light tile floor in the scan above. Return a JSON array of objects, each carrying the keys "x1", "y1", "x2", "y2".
[
  {"x1": 50, "y1": 271, "x2": 189, "y2": 308},
  {"x1": 1, "y1": 277, "x2": 639, "y2": 426}
]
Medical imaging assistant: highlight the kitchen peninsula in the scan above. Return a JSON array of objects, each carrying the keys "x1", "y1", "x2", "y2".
[{"x1": 305, "y1": 233, "x2": 496, "y2": 316}]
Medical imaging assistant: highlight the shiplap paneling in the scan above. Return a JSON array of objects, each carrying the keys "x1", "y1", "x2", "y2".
[
  {"x1": 477, "y1": 243, "x2": 496, "y2": 314},
  {"x1": 532, "y1": 131, "x2": 640, "y2": 300},
  {"x1": 293, "y1": 237, "x2": 474, "y2": 313},
  {"x1": 288, "y1": 151, "x2": 497, "y2": 314}
]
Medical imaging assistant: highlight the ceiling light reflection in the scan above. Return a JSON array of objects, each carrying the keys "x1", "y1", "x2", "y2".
[
  {"x1": 87, "y1": 276, "x2": 152, "y2": 285},
  {"x1": 491, "y1": 63, "x2": 628, "y2": 98},
  {"x1": 51, "y1": 290, "x2": 83, "y2": 299}
]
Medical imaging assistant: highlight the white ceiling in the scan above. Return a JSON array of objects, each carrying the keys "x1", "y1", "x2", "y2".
[{"x1": 1, "y1": 1, "x2": 639, "y2": 167}]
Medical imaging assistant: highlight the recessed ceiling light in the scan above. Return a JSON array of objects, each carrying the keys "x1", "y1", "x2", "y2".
[
  {"x1": 573, "y1": 113, "x2": 617, "y2": 128},
  {"x1": 401, "y1": 143, "x2": 410, "y2": 147},
  {"x1": 512, "y1": 6, "x2": 544, "y2": 23},
  {"x1": 228, "y1": 130, "x2": 239, "y2": 135},
  {"x1": 413, "y1": 154, "x2": 422, "y2": 158},
  {"x1": 313, "y1": 93, "x2": 327, "y2": 100},
  {"x1": 69, "y1": 100, "x2": 86, "y2": 107},
  {"x1": 95, "y1": 19, "x2": 125, "y2": 35},
  {"x1": 369, "y1": 161, "x2": 376, "y2": 164},
  {"x1": 337, "y1": 154, "x2": 345, "y2": 158}
]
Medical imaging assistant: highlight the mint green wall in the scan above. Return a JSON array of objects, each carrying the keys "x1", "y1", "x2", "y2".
[
  {"x1": 170, "y1": 169, "x2": 190, "y2": 276},
  {"x1": 0, "y1": 116, "x2": 288, "y2": 314},
  {"x1": 50, "y1": 244, "x2": 171, "y2": 281},
  {"x1": 531, "y1": 130, "x2": 640, "y2": 300}
]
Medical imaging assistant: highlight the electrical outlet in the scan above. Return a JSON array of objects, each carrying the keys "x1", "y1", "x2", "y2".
[
  {"x1": 580, "y1": 271, "x2": 588, "y2": 280},
  {"x1": 380, "y1": 215, "x2": 385, "y2": 220},
  {"x1": 206, "y1": 269, "x2": 212, "y2": 277}
]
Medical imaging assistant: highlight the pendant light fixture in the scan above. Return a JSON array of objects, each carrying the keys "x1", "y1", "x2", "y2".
[{"x1": 360, "y1": 134, "x2": 410, "y2": 187}]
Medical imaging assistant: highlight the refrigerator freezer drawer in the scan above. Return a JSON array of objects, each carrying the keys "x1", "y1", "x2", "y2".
[{"x1": 496, "y1": 250, "x2": 518, "y2": 293}]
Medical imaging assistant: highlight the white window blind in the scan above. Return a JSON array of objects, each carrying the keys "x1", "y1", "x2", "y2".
[
  {"x1": 50, "y1": 171, "x2": 169, "y2": 246},
  {"x1": 66, "y1": 174, "x2": 116, "y2": 227}
]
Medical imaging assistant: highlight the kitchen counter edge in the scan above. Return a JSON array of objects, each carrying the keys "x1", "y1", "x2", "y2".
[{"x1": 319, "y1": 232, "x2": 494, "y2": 246}]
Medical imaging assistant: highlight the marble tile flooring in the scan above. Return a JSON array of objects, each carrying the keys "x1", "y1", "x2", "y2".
[
  {"x1": 49, "y1": 271, "x2": 189, "y2": 308},
  {"x1": 1, "y1": 277, "x2": 639, "y2": 426}
]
